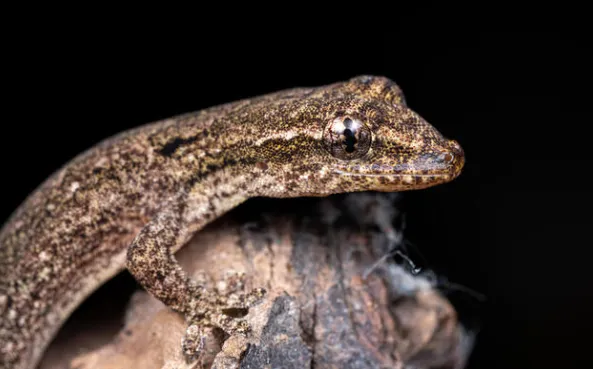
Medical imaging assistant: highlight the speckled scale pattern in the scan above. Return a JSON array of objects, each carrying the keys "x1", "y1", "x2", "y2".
[{"x1": 0, "y1": 76, "x2": 464, "y2": 369}]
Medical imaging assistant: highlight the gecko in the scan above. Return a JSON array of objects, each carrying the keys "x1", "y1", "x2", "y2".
[{"x1": 0, "y1": 76, "x2": 464, "y2": 369}]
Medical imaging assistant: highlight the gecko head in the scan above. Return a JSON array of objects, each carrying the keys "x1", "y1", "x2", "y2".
[
  {"x1": 258, "y1": 76, "x2": 465, "y2": 197},
  {"x1": 319, "y1": 75, "x2": 464, "y2": 194}
]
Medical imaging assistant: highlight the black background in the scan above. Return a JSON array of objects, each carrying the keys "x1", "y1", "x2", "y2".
[{"x1": 3, "y1": 4, "x2": 592, "y2": 369}]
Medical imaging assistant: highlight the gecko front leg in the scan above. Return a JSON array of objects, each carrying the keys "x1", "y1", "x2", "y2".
[{"x1": 126, "y1": 193, "x2": 265, "y2": 362}]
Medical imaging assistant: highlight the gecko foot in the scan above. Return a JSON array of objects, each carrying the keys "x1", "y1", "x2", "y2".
[{"x1": 182, "y1": 272, "x2": 266, "y2": 363}]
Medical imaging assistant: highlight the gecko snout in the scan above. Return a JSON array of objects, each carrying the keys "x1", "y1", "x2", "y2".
[
  {"x1": 444, "y1": 139, "x2": 465, "y2": 178},
  {"x1": 418, "y1": 139, "x2": 465, "y2": 179}
]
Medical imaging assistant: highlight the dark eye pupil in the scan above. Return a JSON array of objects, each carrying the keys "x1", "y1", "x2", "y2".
[
  {"x1": 323, "y1": 117, "x2": 371, "y2": 160},
  {"x1": 343, "y1": 128, "x2": 357, "y2": 153}
]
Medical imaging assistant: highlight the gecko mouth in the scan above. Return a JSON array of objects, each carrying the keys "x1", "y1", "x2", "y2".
[
  {"x1": 337, "y1": 148, "x2": 463, "y2": 177},
  {"x1": 332, "y1": 140, "x2": 465, "y2": 187},
  {"x1": 334, "y1": 170, "x2": 457, "y2": 178}
]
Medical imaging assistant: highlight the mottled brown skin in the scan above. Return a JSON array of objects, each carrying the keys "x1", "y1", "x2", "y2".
[{"x1": 0, "y1": 76, "x2": 464, "y2": 369}]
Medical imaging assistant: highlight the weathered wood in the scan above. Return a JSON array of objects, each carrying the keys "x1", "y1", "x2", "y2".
[{"x1": 42, "y1": 194, "x2": 471, "y2": 369}]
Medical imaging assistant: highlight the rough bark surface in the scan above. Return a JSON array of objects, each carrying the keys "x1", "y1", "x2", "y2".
[{"x1": 41, "y1": 193, "x2": 472, "y2": 369}]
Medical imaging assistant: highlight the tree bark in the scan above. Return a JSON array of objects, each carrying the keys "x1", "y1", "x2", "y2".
[{"x1": 42, "y1": 193, "x2": 472, "y2": 369}]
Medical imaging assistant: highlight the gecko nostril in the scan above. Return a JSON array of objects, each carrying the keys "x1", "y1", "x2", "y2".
[{"x1": 435, "y1": 152, "x2": 454, "y2": 165}]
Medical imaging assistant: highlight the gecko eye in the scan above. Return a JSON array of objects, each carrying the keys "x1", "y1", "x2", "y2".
[{"x1": 323, "y1": 116, "x2": 372, "y2": 160}]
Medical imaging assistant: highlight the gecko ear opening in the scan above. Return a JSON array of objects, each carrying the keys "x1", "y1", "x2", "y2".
[{"x1": 348, "y1": 75, "x2": 407, "y2": 107}]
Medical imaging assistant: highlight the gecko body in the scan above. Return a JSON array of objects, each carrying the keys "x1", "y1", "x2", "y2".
[{"x1": 0, "y1": 76, "x2": 464, "y2": 369}]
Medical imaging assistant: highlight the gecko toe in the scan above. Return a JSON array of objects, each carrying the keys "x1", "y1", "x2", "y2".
[
  {"x1": 182, "y1": 323, "x2": 206, "y2": 362},
  {"x1": 182, "y1": 324, "x2": 226, "y2": 364}
]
